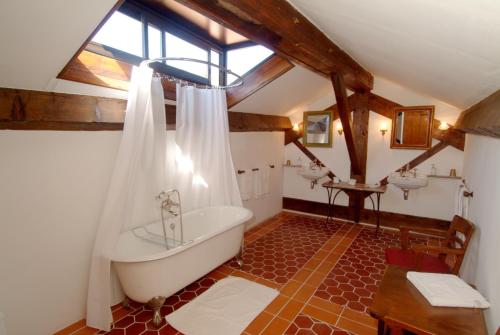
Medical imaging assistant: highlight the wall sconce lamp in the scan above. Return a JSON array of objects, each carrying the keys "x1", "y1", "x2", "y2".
[
  {"x1": 438, "y1": 121, "x2": 450, "y2": 130},
  {"x1": 292, "y1": 123, "x2": 300, "y2": 131},
  {"x1": 336, "y1": 122, "x2": 343, "y2": 135},
  {"x1": 380, "y1": 121, "x2": 388, "y2": 136}
]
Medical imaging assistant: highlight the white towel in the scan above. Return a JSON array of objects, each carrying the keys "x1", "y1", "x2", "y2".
[
  {"x1": 252, "y1": 168, "x2": 264, "y2": 199},
  {"x1": 237, "y1": 171, "x2": 253, "y2": 201},
  {"x1": 261, "y1": 165, "x2": 271, "y2": 195},
  {"x1": 407, "y1": 271, "x2": 489, "y2": 308},
  {"x1": 454, "y1": 183, "x2": 470, "y2": 219}
]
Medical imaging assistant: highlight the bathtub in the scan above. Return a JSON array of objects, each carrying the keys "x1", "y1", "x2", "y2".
[{"x1": 111, "y1": 206, "x2": 253, "y2": 303}]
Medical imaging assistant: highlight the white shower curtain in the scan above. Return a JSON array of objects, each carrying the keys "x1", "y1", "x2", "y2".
[
  {"x1": 86, "y1": 64, "x2": 167, "y2": 331},
  {"x1": 170, "y1": 84, "x2": 242, "y2": 211}
]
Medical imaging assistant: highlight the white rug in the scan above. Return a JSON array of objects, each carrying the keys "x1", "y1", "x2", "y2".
[{"x1": 165, "y1": 276, "x2": 279, "y2": 335}]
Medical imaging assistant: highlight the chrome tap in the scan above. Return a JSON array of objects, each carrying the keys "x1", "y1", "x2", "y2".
[
  {"x1": 162, "y1": 196, "x2": 179, "y2": 216},
  {"x1": 309, "y1": 159, "x2": 321, "y2": 170}
]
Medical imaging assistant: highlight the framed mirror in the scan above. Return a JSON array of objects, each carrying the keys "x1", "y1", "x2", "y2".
[
  {"x1": 303, "y1": 111, "x2": 333, "y2": 147},
  {"x1": 391, "y1": 106, "x2": 434, "y2": 149}
]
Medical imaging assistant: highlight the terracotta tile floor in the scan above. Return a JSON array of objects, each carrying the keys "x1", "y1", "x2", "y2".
[
  {"x1": 228, "y1": 214, "x2": 344, "y2": 284},
  {"x1": 56, "y1": 212, "x2": 442, "y2": 335},
  {"x1": 313, "y1": 228, "x2": 433, "y2": 313}
]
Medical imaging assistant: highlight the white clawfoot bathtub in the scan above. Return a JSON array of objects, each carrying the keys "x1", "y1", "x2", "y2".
[{"x1": 111, "y1": 206, "x2": 253, "y2": 303}]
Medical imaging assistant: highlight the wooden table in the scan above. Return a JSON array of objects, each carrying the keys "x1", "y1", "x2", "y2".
[
  {"x1": 369, "y1": 266, "x2": 487, "y2": 335},
  {"x1": 322, "y1": 181, "x2": 386, "y2": 233}
]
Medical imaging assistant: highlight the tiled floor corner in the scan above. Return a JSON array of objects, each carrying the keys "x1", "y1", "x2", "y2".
[{"x1": 56, "y1": 212, "x2": 441, "y2": 335}]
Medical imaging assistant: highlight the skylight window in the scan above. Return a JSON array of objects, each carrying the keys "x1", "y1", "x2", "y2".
[
  {"x1": 92, "y1": 11, "x2": 143, "y2": 57},
  {"x1": 87, "y1": 2, "x2": 275, "y2": 87},
  {"x1": 165, "y1": 32, "x2": 209, "y2": 79},
  {"x1": 226, "y1": 45, "x2": 274, "y2": 84},
  {"x1": 148, "y1": 24, "x2": 162, "y2": 60}
]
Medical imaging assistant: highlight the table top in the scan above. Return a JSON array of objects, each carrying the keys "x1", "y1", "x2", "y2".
[
  {"x1": 322, "y1": 181, "x2": 387, "y2": 193},
  {"x1": 369, "y1": 266, "x2": 487, "y2": 335}
]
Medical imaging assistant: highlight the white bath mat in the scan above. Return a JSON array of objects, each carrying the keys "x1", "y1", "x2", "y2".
[{"x1": 165, "y1": 276, "x2": 279, "y2": 335}]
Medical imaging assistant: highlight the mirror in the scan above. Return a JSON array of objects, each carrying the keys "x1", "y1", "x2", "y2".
[
  {"x1": 391, "y1": 106, "x2": 434, "y2": 149},
  {"x1": 303, "y1": 111, "x2": 333, "y2": 147}
]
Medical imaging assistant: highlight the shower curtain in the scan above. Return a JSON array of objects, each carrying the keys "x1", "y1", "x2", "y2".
[
  {"x1": 86, "y1": 64, "x2": 167, "y2": 331},
  {"x1": 169, "y1": 84, "x2": 242, "y2": 210}
]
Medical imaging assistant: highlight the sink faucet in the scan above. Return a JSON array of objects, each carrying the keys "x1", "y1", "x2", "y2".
[{"x1": 309, "y1": 159, "x2": 321, "y2": 170}]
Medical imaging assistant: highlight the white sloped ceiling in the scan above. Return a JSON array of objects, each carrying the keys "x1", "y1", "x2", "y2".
[
  {"x1": 0, "y1": 0, "x2": 117, "y2": 91},
  {"x1": 288, "y1": 0, "x2": 500, "y2": 109}
]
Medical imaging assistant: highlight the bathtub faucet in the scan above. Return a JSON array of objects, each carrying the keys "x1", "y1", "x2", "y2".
[
  {"x1": 162, "y1": 196, "x2": 179, "y2": 216},
  {"x1": 158, "y1": 189, "x2": 184, "y2": 249}
]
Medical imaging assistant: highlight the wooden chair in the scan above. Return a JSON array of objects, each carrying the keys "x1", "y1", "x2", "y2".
[{"x1": 385, "y1": 215, "x2": 474, "y2": 275}]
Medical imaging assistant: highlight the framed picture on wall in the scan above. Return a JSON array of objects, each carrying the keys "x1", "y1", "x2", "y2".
[{"x1": 303, "y1": 111, "x2": 333, "y2": 147}]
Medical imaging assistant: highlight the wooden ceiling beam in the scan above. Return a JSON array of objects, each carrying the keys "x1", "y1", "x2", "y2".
[
  {"x1": 0, "y1": 87, "x2": 292, "y2": 132},
  {"x1": 455, "y1": 89, "x2": 500, "y2": 138},
  {"x1": 174, "y1": 0, "x2": 373, "y2": 92},
  {"x1": 331, "y1": 73, "x2": 361, "y2": 175}
]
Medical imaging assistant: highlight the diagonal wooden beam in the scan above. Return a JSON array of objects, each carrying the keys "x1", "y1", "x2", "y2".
[
  {"x1": 292, "y1": 140, "x2": 335, "y2": 179},
  {"x1": 331, "y1": 73, "x2": 361, "y2": 175},
  {"x1": 227, "y1": 55, "x2": 294, "y2": 108},
  {"x1": 379, "y1": 141, "x2": 449, "y2": 186},
  {"x1": 175, "y1": 0, "x2": 373, "y2": 92}
]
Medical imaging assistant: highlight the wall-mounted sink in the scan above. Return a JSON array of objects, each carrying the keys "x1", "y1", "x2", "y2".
[
  {"x1": 388, "y1": 172, "x2": 428, "y2": 199},
  {"x1": 299, "y1": 167, "x2": 329, "y2": 189}
]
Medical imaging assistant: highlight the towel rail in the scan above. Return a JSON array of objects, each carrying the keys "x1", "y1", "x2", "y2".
[
  {"x1": 237, "y1": 165, "x2": 275, "y2": 174},
  {"x1": 461, "y1": 179, "x2": 474, "y2": 198}
]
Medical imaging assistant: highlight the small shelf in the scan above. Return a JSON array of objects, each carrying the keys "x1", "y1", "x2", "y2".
[
  {"x1": 283, "y1": 164, "x2": 302, "y2": 168},
  {"x1": 427, "y1": 175, "x2": 461, "y2": 179}
]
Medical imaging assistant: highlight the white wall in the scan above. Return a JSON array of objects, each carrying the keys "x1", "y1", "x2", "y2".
[
  {"x1": 284, "y1": 77, "x2": 464, "y2": 220},
  {"x1": 461, "y1": 134, "x2": 500, "y2": 334},
  {"x1": 0, "y1": 129, "x2": 283, "y2": 334},
  {"x1": 0, "y1": 131, "x2": 121, "y2": 335},
  {"x1": 230, "y1": 132, "x2": 284, "y2": 227}
]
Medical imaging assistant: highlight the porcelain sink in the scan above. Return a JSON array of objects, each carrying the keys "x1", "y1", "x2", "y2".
[
  {"x1": 299, "y1": 167, "x2": 329, "y2": 180},
  {"x1": 299, "y1": 167, "x2": 329, "y2": 189},
  {"x1": 388, "y1": 173, "x2": 428, "y2": 199},
  {"x1": 388, "y1": 173, "x2": 428, "y2": 189}
]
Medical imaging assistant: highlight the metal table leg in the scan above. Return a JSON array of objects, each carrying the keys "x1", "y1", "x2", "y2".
[
  {"x1": 376, "y1": 193, "x2": 381, "y2": 236},
  {"x1": 368, "y1": 193, "x2": 382, "y2": 236},
  {"x1": 328, "y1": 190, "x2": 343, "y2": 223},
  {"x1": 326, "y1": 187, "x2": 333, "y2": 223}
]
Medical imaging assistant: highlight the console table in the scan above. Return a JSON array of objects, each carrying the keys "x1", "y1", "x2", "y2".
[
  {"x1": 369, "y1": 265, "x2": 487, "y2": 335},
  {"x1": 322, "y1": 181, "x2": 386, "y2": 234}
]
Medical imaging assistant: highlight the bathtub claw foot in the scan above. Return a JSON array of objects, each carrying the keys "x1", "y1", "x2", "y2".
[
  {"x1": 236, "y1": 248, "x2": 244, "y2": 268},
  {"x1": 236, "y1": 258, "x2": 244, "y2": 268},
  {"x1": 122, "y1": 296, "x2": 131, "y2": 309},
  {"x1": 147, "y1": 296, "x2": 166, "y2": 327}
]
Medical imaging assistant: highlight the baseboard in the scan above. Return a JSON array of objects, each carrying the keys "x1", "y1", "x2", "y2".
[{"x1": 282, "y1": 197, "x2": 450, "y2": 231}]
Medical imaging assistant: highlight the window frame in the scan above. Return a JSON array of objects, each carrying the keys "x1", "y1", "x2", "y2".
[
  {"x1": 87, "y1": 0, "x2": 274, "y2": 87},
  {"x1": 223, "y1": 41, "x2": 275, "y2": 86},
  {"x1": 89, "y1": 1, "x2": 224, "y2": 86}
]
